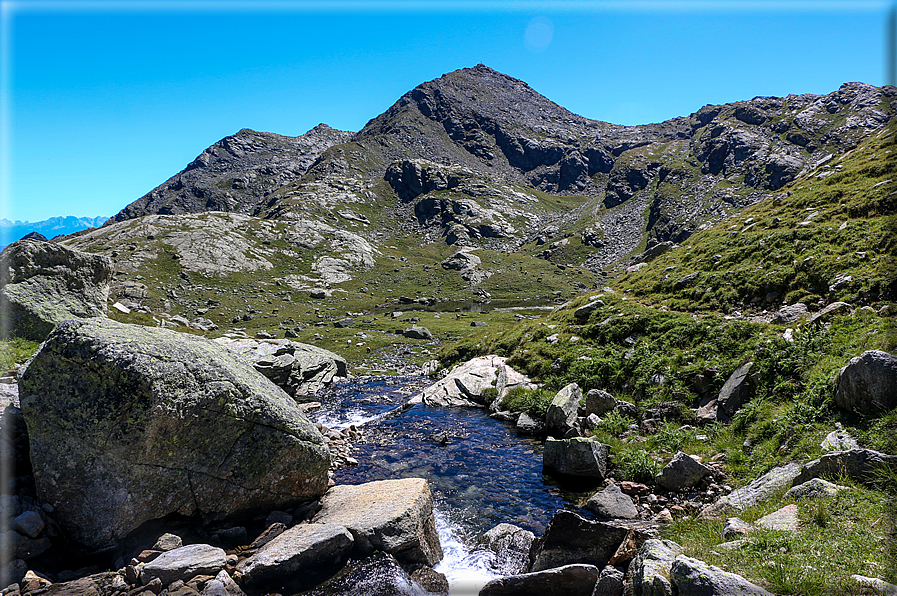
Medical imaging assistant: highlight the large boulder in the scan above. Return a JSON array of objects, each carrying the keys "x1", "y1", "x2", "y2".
[
  {"x1": 479, "y1": 564, "x2": 599, "y2": 596},
  {"x1": 0, "y1": 239, "x2": 112, "y2": 340},
  {"x1": 793, "y1": 448, "x2": 897, "y2": 486},
  {"x1": 655, "y1": 452, "x2": 711, "y2": 492},
  {"x1": 18, "y1": 318, "x2": 330, "y2": 551},
  {"x1": 298, "y1": 551, "x2": 431, "y2": 596},
  {"x1": 478, "y1": 523, "x2": 535, "y2": 576},
  {"x1": 543, "y1": 437, "x2": 610, "y2": 479},
  {"x1": 216, "y1": 338, "x2": 347, "y2": 398},
  {"x1": 630, "y1": 539, "x2": 683, "y2": 596},
  {"x1": 529, "y1": 510, "x2": 655, "y2": 572},
  {"x1": 545, "y1": 383, "x2": 583, "y2": 437},
  {"x1": 311, "y1": 478, "x2": 443, "y2": 566},
  {"x1": 585, "y1": 483, "x2": 639, "y2": 519},
  {"x1": 700, "y1": 463, "x2": 801, "y2": 518},
  {"x1": 421, "y1": 355, "x2": 533, "y2": 408},
  {"x1": 671, "y1": 555, "x2": 772, "y2": 595},
  {"x1": 236, "y1": 523, "x2": 355, "y2": 589},
  {"x1": 834, "y1": 350, "x2": 897, "y2": 415}
]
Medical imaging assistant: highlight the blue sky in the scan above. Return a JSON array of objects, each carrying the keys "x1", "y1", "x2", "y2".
[{"x1": 2, "y1": 0, "x2": 894, "y2": 222}]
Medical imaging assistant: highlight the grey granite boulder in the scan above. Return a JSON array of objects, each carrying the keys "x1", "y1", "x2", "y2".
[
  {"x1": 670, "y1": 555, "x2": 772, "y2": 595},
  {"x1": 236, "y1": 523, "x2": 354, "y2": 588},
  {"x1": 312, "y1": 478, "x2": 443, "y2": 566},
  {"x1": 596, "y1": 565, "x2": 624, "y2": 596},
  {"x1": 479, "y1": 563, "x2": 599, "y2": 596},
  {"x1": 655, "y1": 452, "x2": 711, "y2": 491},
  {"x1": 216, "y1": 338, "x2": 347, "y2": 398},
  {"x1": 403, "y1": 325, "x2": 433, "y2": 340},
  {"x1": 584, "y1": 389, "x2": 616, "y2": 417},
  {"x1": 202, "y1": 569, "x2": 246, "y2": 596},
  {"x1": 772, "y1": 303, "x2": 808, "y2": 324},
  {"x1": 717, "y1": 362, "x2": 755, "y2": 416},
  {"x1": 835, "y1": 350, "x2": 897, "y2": 415},
  {"x1": 629, "y1": 539, "x2": 683, "y2": 596},
  {"x1": 700, "y1": 462, "x2": 801, "y2": 518},
  {"x1": 422, "y1": 355, "x2": 533, "y2": 408},
  {"x1": 784, "y1": 477, "x2": 848, "y2": 500},
  {"x1": 529, "y1": 510, "x2": 655, "y2": 572},
  {"x1": 543, "y1": 437, "x2": 610, "y2": 479},
  {"x1": 140, "y1": 544, "x2": 226, "y2": 585},
  {"x1": 479, "y1": 523, "x2": 535, "y2": 576},
  {"x1": 19, "y1": 318, "x2": 330, "y2": 551},
  {"x1": 545, "y1": 383, "x2": 583, "y2": 437},
  {"x1": 585, "y1": 483, "x2": 638, "y2": 519},
  {"x1": 298, "y1": 551, "x2": 430, "y2": 596},
  {"x1": 793, "y1": 448, "x2": 897, "y2": 486},
  {"x1": 0, "y1": 239, "x2": 112, "y2": 340}
]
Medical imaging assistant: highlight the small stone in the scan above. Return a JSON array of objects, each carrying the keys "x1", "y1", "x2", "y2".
[
  {"x1": 755, "y1": 504, "x2": 799, "y2": 532},
  {"x1": 153, "y1": 533, "x2": 183, "y2": 552},
  {"x1": 722, "y1": 517, "x2": 753, "y2": 539},
  {"x1": 13, "y1": 510, "x2": 45, "y2": 539}
]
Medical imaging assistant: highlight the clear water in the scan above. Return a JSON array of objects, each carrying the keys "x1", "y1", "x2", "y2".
[{"x1": 311, "y1": 375, "x2": 600, "y2": 594}]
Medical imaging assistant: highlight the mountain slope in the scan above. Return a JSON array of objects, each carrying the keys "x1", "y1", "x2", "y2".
[
  {"x1": 106, "y1": 66, "x2": 896, "y2": 271},
  {"x1": 0, "y1": 215, "x2": 108, "y2": 248}
]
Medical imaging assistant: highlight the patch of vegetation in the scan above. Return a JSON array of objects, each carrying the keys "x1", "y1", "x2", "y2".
[
  {"x1": 0, "y1": 338, "x2": 40, "y2": 370},
  {"x1": 500, "y1": 386, "x2": 555, "y2": 419}
]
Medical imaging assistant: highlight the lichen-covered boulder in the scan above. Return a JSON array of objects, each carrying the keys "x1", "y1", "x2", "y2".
[
  {"x1": 629, "y1": 539, "x2": 683, "y2": 596},
  {"x1": 671, "y1": 555, "x2": 772, "y2": 595},
  {"x1": 835, "y1": 350, "x2": 897, "y2": 415},
  {"x1": 543, "y1": 437, "x2": 610, "y2": 479},
  {"x1": 546, "y1": 383, "x2": 582, "y2": 437},
  {"x1": 19, "y1": 318, "x2": 330, "y2": 552},
  {"x1": 0, "y1": 239, "x2": 112, "y2": 340}
]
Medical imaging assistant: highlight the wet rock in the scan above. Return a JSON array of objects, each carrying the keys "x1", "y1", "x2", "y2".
[
  {"x1": 655, "y1": 452, "x2": 711, "y2": 491},
  {"x1": 410, "y1": 567, "x2": 449, "y2": 594},
  {"x1": 528, "y1": 510, "x2": 647, "y2": 572},
  {"x1": 298, "y1": 551, "x2": 429, "y2": 596},
  {"x1": 784, "y1": 477, "x2": 848, "y2": 500},
  {"x1": 543, "y1": 437, "x2": 609, "y2": 479},
  {"x1": 312, "y1": 478, "x2": 443, "y2": 566},
  {"x1": 479, "y1": 523, "x2": 535, "y2": 576},
  {"x1": 479, "y1": 563, "x2": 598, "y2": 596},
  {"x1": 545, "y1": 383, "x2": 582, "y2": 437},
  {"x1": 629, "y1": 538, "x2": 683, "y2": 596},
  {"x1": 515, "y1": 412, "x2": 545, "y2": 436},
  {"x1": 584, "y1": 483, "x2": 638, "y2": 519},
  {"x1": 0, "y1": 239, "x2": 112, "y2": 341},
  {"x1": 717, "y1": 362, "x2": 755, "y2": 417},
  {"x1": 236, "y1": 523, "x2": 354, "y2": 589},
  {"x1": 794, "y1": 448, "x2": 897, "y2": 486},
  {"x1": 596, "y1": 565, "x2": 624, "y2": 596},
  {"x1": 834, "y1": 350, "x2": 897, "y2": 415},
  {"x1": 19, "y1": 318, "x2": 330, "y2": 551},
  {"x1": 700, "y1": 462, "x2": 801, "y2": 518},
  {"x1": 671, "y1": 555, "x2": 773, "y2": 595},
  {"x1": 140, "y1": 544, "x2": 227, "y2": 586}
]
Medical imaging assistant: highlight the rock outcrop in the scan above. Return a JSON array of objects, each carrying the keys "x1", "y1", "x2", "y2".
[
  {"x1": 0, "y1": 239, "x2": 112, "y2": 340},
  {"x1": 19, "y1": 318, "x2": 330, "y2": 551},
  {"x1": 421, "y1": 355, "x2": 534, "y2": 408}
]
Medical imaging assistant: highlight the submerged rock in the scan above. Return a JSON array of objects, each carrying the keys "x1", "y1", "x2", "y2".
[
  {"x1": 0, "y1": 239, "x2": 112, "y2": 340},
  {"x1": 19, "y1": 318, "x2": 330, "y2": 551}
]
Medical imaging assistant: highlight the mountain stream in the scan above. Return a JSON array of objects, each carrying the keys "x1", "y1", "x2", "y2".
[{"x1": 310, "y1": 375, "x2": 598, "y2": 594}]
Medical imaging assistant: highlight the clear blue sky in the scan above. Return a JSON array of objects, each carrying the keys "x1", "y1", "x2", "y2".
[{"x1": 2, "y1": 0, "x2": 893, "y2": 222}]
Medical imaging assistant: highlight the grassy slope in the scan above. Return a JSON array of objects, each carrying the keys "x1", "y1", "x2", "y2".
[{"x1": 435, "y1": 121, "x2": 897, "y2": 593}]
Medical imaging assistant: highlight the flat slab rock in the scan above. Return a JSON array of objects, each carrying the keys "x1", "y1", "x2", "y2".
[
  {"x1": 701, "y1": 462, "x2": 801, "y2": 518},
  {"x1": 312, "y1": 478, "x2": 443, "y2": 566},
  {"x1": 479, "y1": 563, "x2": 599, "y2": 596},
  {"x1": 236, "y1": 523, "x2": 354, "y2": 588},
  {"x1": 755, "y1": 504, "x2": 799, "y2": 532},
  {"x1": 140, "y1": 544, "x2": 227, "y2": 585}
]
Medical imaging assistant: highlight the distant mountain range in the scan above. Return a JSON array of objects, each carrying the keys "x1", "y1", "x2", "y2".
[{"x1": 0, "y1": 216, "x2": 109, "y2": 249}]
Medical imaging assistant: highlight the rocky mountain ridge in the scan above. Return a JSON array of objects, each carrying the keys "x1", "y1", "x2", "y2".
[{"x1": 108, "y1": 65, "x2": 896, "y2": 268}]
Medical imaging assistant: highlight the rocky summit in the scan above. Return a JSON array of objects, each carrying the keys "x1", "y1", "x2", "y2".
[{"x1": 0, "y1": 65, "x2": 896, "y2": 596}]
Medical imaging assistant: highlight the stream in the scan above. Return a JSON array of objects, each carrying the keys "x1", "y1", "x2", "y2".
[{"x1": 310, "y1": 375, "x2": 600, "y2": 594}]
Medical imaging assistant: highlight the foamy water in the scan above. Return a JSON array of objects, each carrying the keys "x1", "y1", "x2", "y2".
[{"x1": 433, "y1": 509, "x2": 500, "y2": 596}]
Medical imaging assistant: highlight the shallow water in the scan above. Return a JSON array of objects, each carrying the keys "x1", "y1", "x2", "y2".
[{"x1": 311, "y1": 375, "x2": 598, "y2": 593}]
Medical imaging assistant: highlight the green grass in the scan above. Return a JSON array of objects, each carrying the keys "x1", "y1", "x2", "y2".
[{"x1": 0, "y1": 337, "x2": 40, "y2": 371}]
